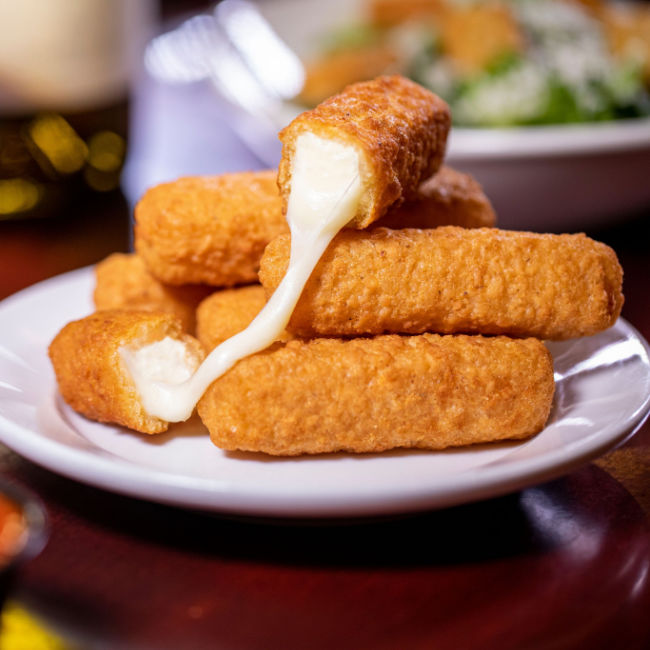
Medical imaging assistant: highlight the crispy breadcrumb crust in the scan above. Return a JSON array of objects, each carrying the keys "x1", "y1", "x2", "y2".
[
  {"x1": 259, "y1": 226, "x2": 623, "y2": 340},
  {"x1": 48, "y1": 310, "x2": 205, "y2": 434},
  {"x1": 195, "y1": 284, "x2": 292, "y2": 351},
  {"x1": 134, "y1": 170, "x2": 288, "y2": 287},
  {"x1": 278, "y1": 75, "x2": 451, "y2": 229},
  {"x1": 94, "y1": 253, "x2": 212, "y2": 334},
  {"x1": 198, "y1": 334, "x2": 554, "y2": 455},
  {"x1": 373, "y1": 166, "x2": 496, "y2": 229}
]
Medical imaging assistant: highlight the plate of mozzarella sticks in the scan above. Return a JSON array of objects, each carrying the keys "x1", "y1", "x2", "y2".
[{"x1": 1, "y1": 76, "x2": 649, "y2": 518}]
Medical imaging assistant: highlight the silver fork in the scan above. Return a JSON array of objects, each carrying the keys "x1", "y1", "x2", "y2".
[{"x1": 144, "y1": 1, "x2": 304, "y2": 165}]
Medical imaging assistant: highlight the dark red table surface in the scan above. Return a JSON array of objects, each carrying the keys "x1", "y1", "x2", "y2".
[{"x1": 0, "y1": 192, "x2": 648, "y2": 650}]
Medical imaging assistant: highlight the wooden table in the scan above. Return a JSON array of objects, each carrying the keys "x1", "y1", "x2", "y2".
[{"x1": 0, "y1": 193, "x2": 648, "y2": 650}]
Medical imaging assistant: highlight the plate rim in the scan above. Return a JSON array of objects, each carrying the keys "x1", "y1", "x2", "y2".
[
  {"x1": 447, "y1": 117, "x2": 650, "y2": 160},
  {"x1": 1, "y1": 268, "x2": 649, "y2": 518}
]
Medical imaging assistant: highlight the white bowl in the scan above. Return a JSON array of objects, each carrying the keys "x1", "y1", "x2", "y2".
[
  {"x1": 446, "y1": 120, "x2": 650, "y2": 230},
  {"x1": 255, "y1": 0, "x2": 650, "y2": 231}
]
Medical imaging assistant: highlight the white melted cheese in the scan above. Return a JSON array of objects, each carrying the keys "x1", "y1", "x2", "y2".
[
  {"x1": 122, "y1": 336, "x2": 198, "y2": 385},
  {"x1": 121, "y1": 133, "x2": 362, "y2": 422}
]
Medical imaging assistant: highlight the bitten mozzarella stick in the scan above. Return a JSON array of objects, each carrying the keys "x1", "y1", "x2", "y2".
[
  {"x1": 134, "y1": 170, "x2": 287, "y2": 287},
  {"x1": 278, "y1": 75, "x2": 451, "y2": 229},
  {"x1": 196, "y1": 285, "x2": 292, "y2": 351},
  {"x1": 259, "y1": 226, "x2": 623, "y2": 340},
  {"x1": 94, "y1": 253, "x2": 212, "y2": 334},
  {"x1": 373, "y1": 166, "x2": 496, "y2": 230},
  {"x1": 49, "y1": 310, "x2": 205, "y2": 434},
  {"x1": 198, "y1": 334, "x2": 554, "y2": 456}
]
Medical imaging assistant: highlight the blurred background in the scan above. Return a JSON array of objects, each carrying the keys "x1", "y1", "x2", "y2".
[
  {"x1": 0, "y1": 3, "x2": 649, "y2": 647},
  {"x1": 0, "y1": 0, "x2": 649, "y2": 260},
  {"x1": 0, "y1": 0, "x2": 198, "y2": 298}
]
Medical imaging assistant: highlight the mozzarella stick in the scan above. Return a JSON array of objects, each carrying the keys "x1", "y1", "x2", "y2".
[
  {"x1": 278, "y1": 75, "x2": 451, "y2": 228},
  {"x1": 198, "y1": 334, "x2": 554, "y2": 456},
  {"x1": 373, "y1": 166, "x2": 496, "y2": 230},
  {"x1": 133, "y1": 162, "x2": 483, "y2": 299},
  {"x1": 49, "y1": 310, "x2": 205, "y2": 434},
  {"x1": 134, "y1": 170, "x2": 287, "y2": 287},
  {"x1": 196, "y1": 285, "x2": 292, "y2": 351},
  {"x1": 94, "y1": 253, "x2": 213, "y2": 334},
  {"x1": 259, "y1": 226, "x2": 623, "y2": 340}
]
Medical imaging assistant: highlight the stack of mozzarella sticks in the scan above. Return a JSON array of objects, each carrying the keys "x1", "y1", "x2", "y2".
[{"x1": 49, "y1": 76, "x2": 623, "y2": 455}]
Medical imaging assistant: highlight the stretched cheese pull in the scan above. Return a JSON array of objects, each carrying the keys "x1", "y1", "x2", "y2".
[
  {"x1": 124, "y1": 76, "x2": 450, "y2": 423},
  {"x1": 196, "y1": 285, "x2": 292, "y2": 351},
  {"x1": 194, "y1": 166, "x2": 494, "y2": 354},
  {"x1": 259, "y1": 226, "x2": 624, "y2": 341}
]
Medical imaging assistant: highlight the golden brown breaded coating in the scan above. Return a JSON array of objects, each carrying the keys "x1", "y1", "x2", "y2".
[
  {"x1": 134, "y1": 170, "x2": 288, "y2": 287},
  {"x1": 94, "y1": 253, "x2": 212, "y2": 334},
  {"x1": 49, "y1": 310, "x2": 205, "y2": 434},
  {"x1": 373, "y1": 166, "x2": 496, "y2": 230},
  {"x1": 278, "y1": 75, "x2": 451, "y2": 229},
  {"x1": 196, "y1": 285, "x2": 292, "y2": 351},
  {"x1": 199, "y1": 334, "x2": 554, "y2": 456},
  {"x1": 259, "y1": 226, "x2": 623, "y2": 340}
]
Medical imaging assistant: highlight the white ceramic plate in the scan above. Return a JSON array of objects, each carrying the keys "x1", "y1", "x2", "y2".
[
  {"x1": 1, "y1": 268, "x2": 649, "y2": 518},
  {"x1": 248, "y1": 0, "x2": 650, "y2": 230}
]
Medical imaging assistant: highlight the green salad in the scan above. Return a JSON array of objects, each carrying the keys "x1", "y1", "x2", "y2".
[{"x1": 309, "y1": 0, "x2": 650, "y2": 127}]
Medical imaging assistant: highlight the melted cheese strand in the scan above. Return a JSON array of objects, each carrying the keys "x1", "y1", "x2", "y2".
[{"x1": 123, "y1": 135, "x2": 362, "y2": 422}]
